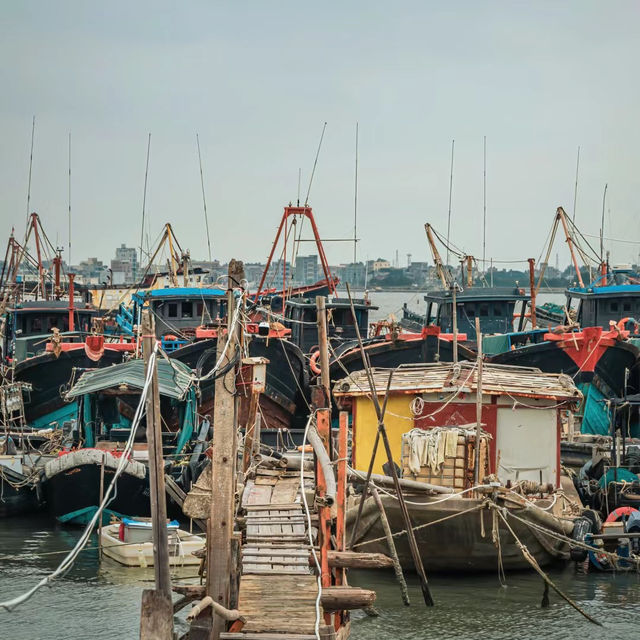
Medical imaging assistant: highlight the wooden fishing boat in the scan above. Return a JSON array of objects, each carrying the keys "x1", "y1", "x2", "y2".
[
  {"x1": 42, "y1": 358, "x2": 202, "y2": 524},
  {"x1": 12, "y1": 335, "x2": 135, "y2": 427},
  {"x1": 335, "y1": 362, "x2": 583, "y2": 572},
  {"x1": 0, "y1": 448, "x2": 45, "y2": 517}
]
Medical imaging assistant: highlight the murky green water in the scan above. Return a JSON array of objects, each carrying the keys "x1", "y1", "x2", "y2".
[{"x1": 1, "y1": 516, "x2": 638, "y2": 640}]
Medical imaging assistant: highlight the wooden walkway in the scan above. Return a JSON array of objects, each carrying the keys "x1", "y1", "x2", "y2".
[{"x1": 220, "y1": 468, "x2": 321, "y2": 640}]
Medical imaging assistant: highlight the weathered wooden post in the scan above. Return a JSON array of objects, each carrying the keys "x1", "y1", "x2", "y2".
[
  {"x1": 207, "y1": 260, "x2": 244, "y2": 640},
  {"x1": 474, "y1": 317, "x2": 484, "y2": 489},
  {"x1": 140, "y1": 309, "x2": 174, "y2": 640}
]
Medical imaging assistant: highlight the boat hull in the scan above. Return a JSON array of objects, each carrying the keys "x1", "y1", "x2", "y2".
[
  {"x1": 170, "y1": 336, "x2": 309, "y2": 429},
  {"x1": 329, "y1": 334, "x2": 475, "y2": 381},
  {"x1": 13, "y1": 348, "x2": 129, "y2": 424},
  {"x1": 346, "y1": 494, "x2": 570, "y2": 572}
]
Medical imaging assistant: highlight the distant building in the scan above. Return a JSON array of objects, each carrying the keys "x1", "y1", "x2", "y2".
[
  {"x1": 406, "y1": 261, "x2": 430, "y2": 285},
  {"x1": 368, "y1": 258, "x2": 391, "y2": 272},
  {"x1": 295, "y1": 255, "x2": 319, "y2": 285},
  {"x1": 338, "y1": 262, "x2": 366, "y2": 287},
  {"x1": 111, "y1": 244, "x2": 138, "y2": 283},
  {"x1": 75, "y1": 257, "x2": 108, "y2": 284}
]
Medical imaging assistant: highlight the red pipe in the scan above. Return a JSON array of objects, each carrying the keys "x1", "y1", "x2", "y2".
[{"x1": 68, "y1": 273, "x2": 75, "y2": 332}]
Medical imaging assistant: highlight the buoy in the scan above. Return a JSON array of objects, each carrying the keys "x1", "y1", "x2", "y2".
[{"x1": 309, "y1": 349, "x2": 321, "y2": 375}]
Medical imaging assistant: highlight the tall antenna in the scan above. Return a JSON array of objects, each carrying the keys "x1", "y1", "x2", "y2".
[
  {"x1": 297, "y1": 168, "x2": 301, "y2": 206},
  {"x1": 68, "y1": 132, "x2": 72, "y2": 265},
  {"x1": 353, "y1": 122, "x2": 359, "y2": 264},
  {"x1": 600, "y1": 183, "x2": 608, "y2": 260},
  {"x1": 26, "y1": 116, "x2": 35, "y2": 224},
  {"x1": 304, "y1": 121, "x2": 327, "y2": 206},
  {"x1": 482, "y1": 135, "x2": 487, "y2": 271},
  {"x1": 139, "y1": 133, "x2": 151, "y2": 264},
  {"x1": 446, "y1": 139, "x2": 455, "y2": 267},
  {"x1": 196, "y1": 133, "x2": 213, "y2": 263},
  {"x1": 572, "y1": 145, "x2": 580, "y2": 222}
]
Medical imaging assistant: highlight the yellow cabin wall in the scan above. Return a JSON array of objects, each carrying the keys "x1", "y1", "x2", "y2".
[{"x1": 353, "y1": 395, "x2": 413, "y2": 474}]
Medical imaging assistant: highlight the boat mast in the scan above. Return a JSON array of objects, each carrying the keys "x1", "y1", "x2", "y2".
[
  {"x1": 139, "y1": 133, "x2": 151, "y2": 265},
  {"x1": 196, "y1": 133, "x2": 213, "y2": 264},
  {"x1": 353, "y1": 122, "x2": 359, "y2": 264},
  {"x1": 446, "y1": 139, "x2": 455, "y2": 267}
]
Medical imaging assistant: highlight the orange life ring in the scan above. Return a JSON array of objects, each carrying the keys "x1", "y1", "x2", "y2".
[
  {"x1": 163, "y1": 334, "x2": 179, "y2": 341},
  {"x1": 605, "y1": 506, "x2": 638, "y2": 523},
  {"x1": 309, "y1": 350, "x2": 321, "y2": 375}
]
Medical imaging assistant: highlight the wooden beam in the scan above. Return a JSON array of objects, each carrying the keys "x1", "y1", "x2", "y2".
[
  {"x1": 320, "y1": 586, "x2": 376, "y2": 611},
  {"x1": 206, "y1": 260, "x2": 243, "y2": 640}
]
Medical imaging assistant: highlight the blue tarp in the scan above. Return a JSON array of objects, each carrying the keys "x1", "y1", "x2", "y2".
[{"x1": 578, "y1": 382, "x2": 610, "y2": 436}]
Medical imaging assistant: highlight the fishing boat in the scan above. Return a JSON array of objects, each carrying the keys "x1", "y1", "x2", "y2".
[
  {"x1": 100, "y1": 518, "x2": 204, "y2": 567},
  {"x1": 0, "y1": 439, "x2": 46, "y2": 517},
  {"x1": 42, "y1": 358, "x2": 202, "y2": 525},
  {"x1": 335, "y1": 362, "x2": 583, "y2": 572}
]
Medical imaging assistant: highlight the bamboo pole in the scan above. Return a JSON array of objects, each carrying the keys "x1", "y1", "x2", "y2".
[
  {"x1": 370, "y1": 486, "x2": 410, "y2": 606},
  {"x1": 345, "y1": 283, "x2": 435, "y2": 607}
]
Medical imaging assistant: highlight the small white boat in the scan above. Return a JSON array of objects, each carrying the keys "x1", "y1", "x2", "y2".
[{"x1": 100, "y1": 518, "x2": 205, "y2": 567}]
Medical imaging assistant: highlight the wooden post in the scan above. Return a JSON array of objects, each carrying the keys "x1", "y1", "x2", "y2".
[
  {"x1": 97, "y1": 453, "x2": 105, "y2": 561},
  {"x1": 474, "y1": 317, "x2": 484, "y2": 489},
  {"x1": 140, "y1": 309, "x2": 173, "y2": 639},
  {"x1": 206, "y1": 260, "x2": 243, "y2": 640},
  {"x1": 528, "y1": 258, "x2": 537, "y2": 329},
  {"x1": 241, "y1": 358, "x2": 267, "y2": 475},
  {"x1": 316, "y1": 296, "x2": 331, "y2": 399},
  {"x1": 451, "y1": 284, "x2": 458, "y2": 363}
]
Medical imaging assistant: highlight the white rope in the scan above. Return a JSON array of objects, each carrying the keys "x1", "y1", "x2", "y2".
[
  {"x1": 300, "y1": 412, "x2": 322, "y2": 640},
  {"x1": 0, "y1": 344, "x2": 159, "y2": 612}
]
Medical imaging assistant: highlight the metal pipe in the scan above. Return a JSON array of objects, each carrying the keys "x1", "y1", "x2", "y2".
[{"x1": 307, "y1": 424, "x2": 336, "y2": 505}]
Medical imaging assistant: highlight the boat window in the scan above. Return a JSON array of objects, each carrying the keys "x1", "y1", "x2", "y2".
[
  {"x1": 610, "y1": 302, "x2": 619, "y2": 313},
  {"x1": 182, "y1": 302, "x2": 193, "y2": 318},
  {"x1": 31, "y1": 316, "x2": 42, "y2": 332},
  {"x1": 480, "y1": 306, "x2": 489, "y2": 317},
  {"x1": 624, "y1": 302, "x2": 631, "y2": 312},
  {"x1": 48, "y1": 316, "x2": 59, "y2": 330},
  {"x1": 168, "y1": 303, "x2": 178, "y2": 318},
  {"x1": 197, "y1": 302, "x2": 204, "y2": 319},
  {"x1": 493, "y1": 305, "x2": 503, "y2": 316}
]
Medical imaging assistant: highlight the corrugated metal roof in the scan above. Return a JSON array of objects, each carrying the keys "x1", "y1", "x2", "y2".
[
  {"x1": 333, "y1": 362, "x2": 581, "y2": 401},
  {"x1": 67, "y1": 357, "x2": 193, "y2": 400}
]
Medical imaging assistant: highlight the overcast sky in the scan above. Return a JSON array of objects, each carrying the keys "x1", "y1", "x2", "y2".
[{"x1": 1, "y1": 1, "x2": 639, "y2": 270}]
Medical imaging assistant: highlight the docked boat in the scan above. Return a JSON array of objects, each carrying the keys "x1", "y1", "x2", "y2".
[
  {"x1": 100, "y1": 518, "x2": 204, "y2": 567},
  {"x1": 335, "y1": 362, "x2": 583, "y2": 572},
  {"x1": 0, "y1": 439, "x2": 46, "y2": 517},
  {"x1": 42, "y1": 358, "x2": 202, "y2": 524}
]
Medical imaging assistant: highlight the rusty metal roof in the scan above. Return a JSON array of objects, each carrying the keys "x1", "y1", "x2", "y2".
[{"x1": 332, "y1": 362, "x2": 581, "y2": 401}]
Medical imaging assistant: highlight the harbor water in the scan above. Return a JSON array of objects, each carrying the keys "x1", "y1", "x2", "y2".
[
  {"x1": 1, "y1": 516, "x2": 639, "y2": 640},
  {"x1": 2, "y1": 290, "x2": 634, "y2": 640}
]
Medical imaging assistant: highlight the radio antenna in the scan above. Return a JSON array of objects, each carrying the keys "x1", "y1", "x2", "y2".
[
  {"x1": 304, "y1": 122, "x2": 327, "y2": 206},
  {"x1": 196, "y1": 133, "x2": 213, "y2": 263},
  {"x1": 353, "y1": 122, "x2": 359, "y2": 264},
  {"x1": 26, "y1": 116, "x2": 35, "y2": 224},
  {"x1": 139, "y1": 133, "x2": 151, "y2": 263},
  {"x1": 68, "y1": 132, "x2": 72, "y2": 265},
  {"x1": 572, "y1": 145, "x2": 580, "y2": 222},
  {"x1": 446, "y1": 139, "x2": 455, "y2": 267}
]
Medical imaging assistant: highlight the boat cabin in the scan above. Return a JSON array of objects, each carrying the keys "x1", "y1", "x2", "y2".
[
  {"x1": 566, "y1": 268, "x2": 640, "y2": 330},
  {"x1": 284, "y1": 297, "x2": 377, "y2": 354},
  {"x1": 117, "y1": 287, "x2": 228, "y2": 342},
  {"x1": 66, "y1": 358, "x2": 198, "y2": 457},
  {"x1": 424, "y1": 286, "x2": 530, "y2": 341},
  {"x1": 1, "y1": 300, "x2": 98, "y2": 364},
  {"x1": 333, "y1": 362, "x2": 581, "y2": 488}
]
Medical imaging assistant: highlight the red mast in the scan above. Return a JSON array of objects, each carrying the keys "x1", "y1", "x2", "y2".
[{"x1": 254, "y1": 205, "x2": 338, "y2": 304}]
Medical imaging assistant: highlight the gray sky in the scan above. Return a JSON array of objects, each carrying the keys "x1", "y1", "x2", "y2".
[{"x1": 1, "y1": 1, "x2": 639, "y2": 270}]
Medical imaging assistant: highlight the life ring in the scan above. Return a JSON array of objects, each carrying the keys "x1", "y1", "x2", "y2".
[
  {"x1": 605, "y1": 506, "x2": 638, "y2": 523},
  {"x1": 163, "y1": 334, "x2": 179, "y2": 341},
  {"x1": 309, "y1": 350, "x2": 321, "y2": 375}
]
